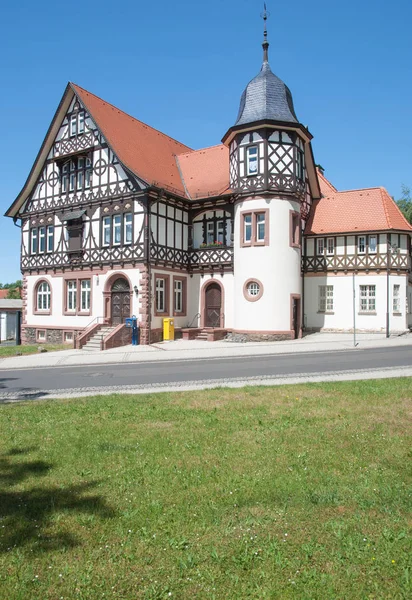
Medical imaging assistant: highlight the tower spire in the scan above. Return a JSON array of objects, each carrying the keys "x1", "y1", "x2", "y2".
[{"x1": 261, "y1": 3, "x2": 270, "y2": 63}]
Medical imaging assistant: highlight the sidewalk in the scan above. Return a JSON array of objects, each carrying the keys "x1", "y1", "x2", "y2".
[{"x1": 1, "y1": 331, "x2": 411, "y2": 371}]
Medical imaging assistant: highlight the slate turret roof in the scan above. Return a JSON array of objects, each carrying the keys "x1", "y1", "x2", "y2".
[{"x1": 234, "y1": 60, "x2": 299, "y2": 127}]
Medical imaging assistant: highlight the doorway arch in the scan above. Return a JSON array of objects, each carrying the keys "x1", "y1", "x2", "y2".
[
  {"x1": 201, "y1": 280, "x2": 224, "y2": 328},
  {"x1": 110, "y1": 277, "x2": 131, "y2": 325}
]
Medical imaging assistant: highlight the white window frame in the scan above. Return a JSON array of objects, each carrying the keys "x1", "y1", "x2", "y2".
[
  {"x1": 46, "y1": 225, "x2": 54, "y2": 253},
  {"x1": 31, "y1": 228, "x2": 38, "y2": 254},
  {"x1": 247, "y1": 282, "x2": 260, "y2": 297},
  {"x1": 69, "y1": 161, "x2": 75, "y2": 191},
  {"x1": 85, "y1": 157, "x2": 92, "y2": 188},
  {"x1": 156, "y1": 278, "x2": 166, "y2": 313},
  {"x1": 319, "y1": 285, "x2": 334, "y2": 312},
  {"x1": 80, "y1": 280, "x2": 91, "y2": 312},
  {"x1": 369, "y1": 235, "x2": 377, "y2": 253},
  {"x1": 77, "y1": 158, "x2": 84, "y2": 190},
  {"x1": 359, "y1": 285, "x2": 376, "y2": 313},
  {"x1": 39, "y1": 227, "x2": 46, "y2": 253},
  {"x1": 62, "y1": 163, "x2": 69, "y2": 193},
  {"x1": 124, "y1": 213, "x2": 132, "y2": 244},
  {"x1": 246, "y1": 146, "x2": 258, "y2": 176},
  {"x1": 244, "y1": 214, "x2": 252, "y2": 243},
  {"x1": 174, "y1": 279, "x2": 183, "y2": 313},
  {"x1": 358, "y1": 236, "x2": 366, "y2": 254},
  {"x1": 67, "y1": 280, "x2": 77, "y2": 312},
  {"x1": 70, "y1": 114, "x2": 77, "y2": 137},
  {"x1": 206, "y1": 221, "x2": 214, "y2": 245},
  {"x1": 256, "y1": 213, "x2": 265, "y2": 243},
  {"x1": 103, "y1": 216, "x2": 111, "y2": 246},
  {"x1": 37, "y1": 282, "x2": 51, "y2": 311},
  {"x1": 216, "y1": 221, "x2": 224, "y2": 244},
  {"x1": 327, "y1": 238, "x2": 334, "y2": 255},
  {"x1": 78, "y1": 112, "x2": 85, "y2": 134},
  {"x1": 316, "y1": 238, "x2": 324, "y2": 255},
  {"x1": 393, "y1": 284, "x2": 401, "y2": 313},
  {"x1": 113, "y1": 214, "x2": 122, "y2": 245}
]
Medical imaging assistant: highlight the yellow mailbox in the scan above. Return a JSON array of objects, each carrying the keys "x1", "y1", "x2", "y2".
[{"x1": 163, "y1": 317, "x2": 175, "y2": 341}]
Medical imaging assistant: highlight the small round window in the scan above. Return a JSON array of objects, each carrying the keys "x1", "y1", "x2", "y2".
[
  {"x1": 247, "y1": 282, "x2": 260, "y2": 297},
  {"x1": 243, "y1": 278, "x2": 263, "y2": 302}
]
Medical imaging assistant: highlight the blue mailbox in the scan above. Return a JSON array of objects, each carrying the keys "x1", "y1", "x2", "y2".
[{"x1": 125, "y1": 318, "x2": 134, "y2": 328}]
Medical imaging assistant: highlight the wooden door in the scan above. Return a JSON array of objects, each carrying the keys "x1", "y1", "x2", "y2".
[
  {"x1": 205, "y1": 283, "x2": 221, "y2": 328},
  {"x1": 111, "y1": 278, "x2": 131, "y2": 325}
]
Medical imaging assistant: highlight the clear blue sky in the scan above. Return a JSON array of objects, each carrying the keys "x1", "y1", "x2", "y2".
[{"x1": 1, "y1": 0, "x2": 411, "y2": 283}]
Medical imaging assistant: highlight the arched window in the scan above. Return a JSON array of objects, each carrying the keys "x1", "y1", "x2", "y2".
[{"x1": 36, "y1": 281, "x2": 51, "y2": 312}]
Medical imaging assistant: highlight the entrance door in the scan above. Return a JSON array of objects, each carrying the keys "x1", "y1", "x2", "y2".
[
  {"x1": 292, "y1": 298, "x2": 300, "y2": 339},
  {"x1": 205, "y1": 282, "x2": 222, "y2": 328},
  {"x1": 111, "y1": 278, "x2": 131, "y2": 325}
]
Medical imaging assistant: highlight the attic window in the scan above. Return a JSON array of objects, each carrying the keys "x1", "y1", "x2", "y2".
[{"x1": 69, "y1": 111, "x2": 86, "y2": 137}]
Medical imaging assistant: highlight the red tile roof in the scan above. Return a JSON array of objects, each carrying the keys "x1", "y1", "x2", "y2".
[
  {"x1": 72, "y1": 84, "x2": 192, "y2": 197},
  {"x1": 176, "y1": 145, "x2": 231, "y2": 199},
  {"x1": 317, "y1": 169, "x2": 337, "y2": 196},
  {"x1": 0, "y1": 290, "x2": 8, "y2": 299},
  {"x1": 305, "y1": 186, "x2": 412, "y2": 234}
]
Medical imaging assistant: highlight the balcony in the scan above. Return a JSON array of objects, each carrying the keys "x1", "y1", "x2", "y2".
[{"x1": 189, "y1": 246, "x2": 233, "y2": 270}]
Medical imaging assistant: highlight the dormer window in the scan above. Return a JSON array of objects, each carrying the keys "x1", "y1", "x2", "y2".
[
  {"x1": 246, "y1": 146, "x2": 258, "y2": 175},
  {"x1": 61, "y1": 156, "x2": 92, "y2": 194},
  {"x1": 69, "y1": 111, "x2": 86, "y2": 137}
]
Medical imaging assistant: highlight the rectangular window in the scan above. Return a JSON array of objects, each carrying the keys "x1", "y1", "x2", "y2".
[
  {"x1": 124, "y1": 213, "x2": 132, "y2": 244},
  {"x1": 85, "y1": 158, "x2": 92, "y2": 188},
  {"x1": 70, "y1": 114, "x2": 77, "y2": 137},
  {"x1": 369, "y1": 235, "x2": 377, "y2": 253},
  {"x1": 156, "y1": 278, "x2": 166, "y2": 313},
  {"x1": 359, "y1": 285, "x2": 376, "y2": 312},
  {"x1": 319, "y1": 285, "x2": 334, "y2": 312},
  {"x1": 316, "y1": 238, "x2": 324, "y2": 254},
  {"x1": 39, "y1": 227, "x2": 46, "y2": 253},
  {"x1": 327, "y1": 238, "x2": 335, "y2": 255},
  {"x1": 290, "y1": 212, "x2": 300, "y2": 247},
  {"x1": 69, "y1": 161, "x2": 76, "y2": 191},
  {"x1": 217, "y1": 221, "x2": 224, "y2": 244},
  {"x1": 78, "y1": 112, "x2": 85, "y2": 134},
  {"x1": 174, "y1": 279, "x2": 183, "y2": 313},
  {"x1": 62, "y1": 163, "x2": 69, "y2": 193},
  {"x1": 256, "y1": 213, "x2": 265, "y2": 243},
  {"x1": 244, "y1": 214, "x2": 252, "y2": 243},
  {"x1": 246, "y1": 146, "x2": 258, "y2": 175},
  {"x1": 37, "y1": 329, "x2": 46, "y2": 342},
  {"x1": 80, "y1": 280, "x2": 91, "y2": 312},
  {"x1": 77, "y1": 158, "x2": 84, "y2": 190},
  {"x1": 103, "y1": 216, "x2": 111, "y2": 246},
  {"x1": 206, "y1": 221, "x2": 214, "y2": 245},
  {"x1": 358, "y1": 236, "x2": 366, "y2": 254},
  {"x1": 113, "y1": 214, "x2": 121, "y2": 245},
  {"x1": 64, "y1": 331, "x2": 74, "y2": 343},
  {"x1": 296, "y1": 149, "x2": 304, "y2": 180},
  {"x1": 67, "y1": 280, "x2": 77, "y2": 312},
  {"x1": 31, "y1": 228, "x2": 38, "y2": 254},
  {"x1": 47, "y1": 225, "x2": 54, "y2": 253},
  {"x1": 393, "y1": 284, "x2": 401, "y2": 313}
]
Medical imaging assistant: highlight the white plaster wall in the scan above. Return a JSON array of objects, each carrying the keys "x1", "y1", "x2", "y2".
[
  {"x1": 234, "y1": 196, "x2": 301, "y2": 332},
  {"x1": 26, "y1": 269, "x2": 143, "y2": 329},
  {"x1": 304, "y1": 273, "x2": 408, "y2": 332}
]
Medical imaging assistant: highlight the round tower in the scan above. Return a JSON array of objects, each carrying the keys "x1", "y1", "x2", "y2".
[{"x1": 222, "y1": 10, "x2": 313, "y2": 340}]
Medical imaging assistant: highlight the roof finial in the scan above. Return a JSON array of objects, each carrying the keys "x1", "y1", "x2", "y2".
[{"x1": 261, "y1": 3, "x2": 270, "y2": 63}]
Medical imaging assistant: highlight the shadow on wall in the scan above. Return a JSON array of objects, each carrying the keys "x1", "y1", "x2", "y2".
[
  {"x1": 304, "y1": 274, "x2": 327, "y2": 332},
  {"x1": 0, "y1": 447, "x2": 116, "y2": 553}
]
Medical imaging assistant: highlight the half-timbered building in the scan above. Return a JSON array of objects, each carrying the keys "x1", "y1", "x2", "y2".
[{"x1": 5, "y1": 24, "x2": 412, "y2": 348}]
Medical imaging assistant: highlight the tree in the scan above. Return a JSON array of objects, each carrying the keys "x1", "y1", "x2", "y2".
[
  {"x1": 396, "y1": 185, "x2": 412, "y2": 223},
  {"x1": 7, "y1": 288, "x2": 21, "y2": 299}
]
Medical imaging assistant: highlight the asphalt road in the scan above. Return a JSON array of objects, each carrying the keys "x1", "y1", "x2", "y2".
[{"x1": 0, "y1": 345, "x2": 411, "y2": 401}]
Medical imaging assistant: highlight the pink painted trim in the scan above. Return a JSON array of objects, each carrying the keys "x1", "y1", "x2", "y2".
[
  {"x1": 243, "y1": 278, "x2": 264, "y2": 302},
  {"x1": 25, "y1": 324, "x2": 85, "y2": 331},
  {"x1": 33, "y1": 278, "x2": 52, "y2": 315},
  {"x1": 103, "y1": 272, "x2": 133, "y2": 323},
  {"x1": 63, "y1": 277, "x2": 92, "y2": 316},
  {"x1": 173, "y1": 275, "x2": 187, "y2": 317},
  {"x1": 200, "y1": 278, "x2": 225, "y2": 328},
  {"x1": 153, "y1": 273, "x2": 170, "y2": 317},
  {"x1": 289, "y1": 210, "x2": 301, "y2": 248},
  {"x1": 232, "y1": 329, "x2": 293, "y2": 336},
  {"x1": 36, "y1": 329, "x2": 47, "y2": 342},
  {"x1": 290, "y1": 293, "x2": 302, "y2": 339},
  {"x1": 240, "y1": 209, "x2": 269, "y2": 247}
]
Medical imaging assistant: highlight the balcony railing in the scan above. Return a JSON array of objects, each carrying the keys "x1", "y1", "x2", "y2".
[
  {"x1": 189, "y1": 246, "x2": 234, "y2": 269},
  {"x1": 303, "y1": 253, "x2": 411, "y2": 272}
]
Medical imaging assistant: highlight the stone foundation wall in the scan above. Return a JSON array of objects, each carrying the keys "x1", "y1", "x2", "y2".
[
  {"x1": 23, "y1": 327, "x2": 64, "y2": 344},
  {"x1": 226, "y1": 332, "x2": 293, "y2": 343}
]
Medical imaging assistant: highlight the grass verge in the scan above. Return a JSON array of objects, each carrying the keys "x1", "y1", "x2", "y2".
[
  {"x1": 0, "y1": 343, "x2": 72, "y2": 357},
  {"x1": 0, "y1": 379, "x2": 411, "y2": 599}
]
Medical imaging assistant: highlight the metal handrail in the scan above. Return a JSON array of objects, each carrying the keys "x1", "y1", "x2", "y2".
[
  {"x1": 76, "y1": 315, "x2": 106, "y2": 338},
  {"x1": 187, "y1": 313, "x2": 201, "y2": 328}
]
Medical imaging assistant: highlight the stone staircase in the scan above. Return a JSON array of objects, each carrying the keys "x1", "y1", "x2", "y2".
[
  {"x1": 195, "y1": 329, "x2": 210, "y2": 341},
  {"x1": 82, "y1": 326, "x2": 116, "y2": 351}
]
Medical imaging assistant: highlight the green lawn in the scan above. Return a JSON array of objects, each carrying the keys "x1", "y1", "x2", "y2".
[
  {"x1": 0, "y1": 380, "x2": 411, "y2": 599},
  {"x1": 0, "y1": 343, "x2": 72, "y2": 357}
]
